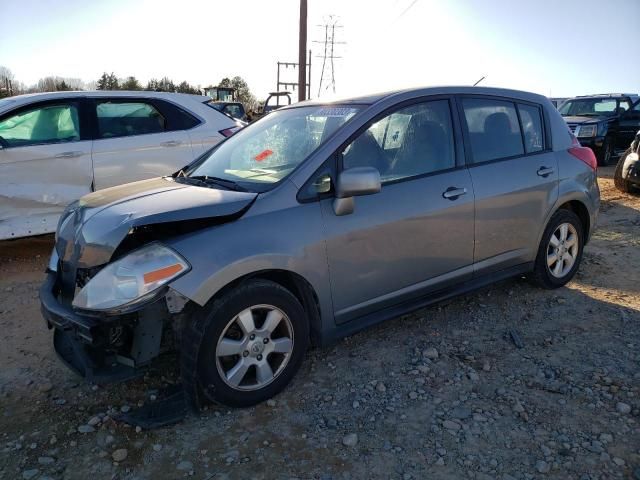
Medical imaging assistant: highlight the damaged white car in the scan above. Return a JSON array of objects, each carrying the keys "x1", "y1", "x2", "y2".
[{"x1": 0, "y1": 91, "x2": 244, "y2": 240}]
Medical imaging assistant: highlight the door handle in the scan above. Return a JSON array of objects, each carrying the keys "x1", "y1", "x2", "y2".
[
  {"x1": 161, "y1": 140, "x2": 182, "y2": 147},
  {"x1": 442, "y1": 187, "x2": 467, "y2": 200},
  {"x1": 55, "y1": 151, "x2": 83, "y2": 158},
  {"x1": 537, "y1": 166, "x2": 555, "y2": 177}
]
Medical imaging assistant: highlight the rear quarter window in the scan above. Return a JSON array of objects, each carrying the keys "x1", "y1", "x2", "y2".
[
  {"x1": 154, "y1": 99, "x2": 201, "y2": 130},
  {"x1": 517, "y1": 103, "x2": 544, "y2": 153}
]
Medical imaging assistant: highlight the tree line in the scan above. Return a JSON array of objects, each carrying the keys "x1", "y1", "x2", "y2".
[
  {"x1": 0, "y1": 66, "x2": 259, "y2": 110},
  {"x1": 95, "y1": 72, "x2": 201, "y2": 95}
]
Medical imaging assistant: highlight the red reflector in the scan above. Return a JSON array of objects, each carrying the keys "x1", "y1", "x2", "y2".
[
  {"x1": 219, "y1": 128, "x2": 237, "y2": 138},
  {"x1": 568, "y1": 146, "x2": 597, "y2": 171}
]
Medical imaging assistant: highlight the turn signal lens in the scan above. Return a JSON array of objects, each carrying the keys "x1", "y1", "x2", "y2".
[{"x1": 143, "y1": 263, "x2": 185, "y2": 284}]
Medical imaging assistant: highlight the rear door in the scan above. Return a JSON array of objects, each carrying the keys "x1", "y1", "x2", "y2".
[
  {"x1": 458, "y1": 96, "x2": 558, "y2": 274},
  {"x1": 90, "y1": 97, "x2": 196, "y2": 190},
  {"x1": 0, "y1": 99, "x2": 93, "y2": 239}
]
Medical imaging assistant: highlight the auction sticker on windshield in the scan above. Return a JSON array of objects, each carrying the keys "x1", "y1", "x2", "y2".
[
  {"x1": 316, "y1": 107, "x2": 359, "y2": 117},
  {"x1": 254, "y1": 149, "x2": 274, "y2": 162}
]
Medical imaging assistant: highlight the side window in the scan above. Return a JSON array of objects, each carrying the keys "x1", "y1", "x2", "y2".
[
  {"x1": 628, "y1": 101, "x2": 640, "y2": 118},
  {"x1": 462, "y1": 98, "x2": 524, "y2": 163},
  {"x1": 0, "y1": 104, "x2": 80, "y2": 148},
  {"x1": 594, "y1": 100, "x2": 616, "y2": 113},
  {"x1": 342, "y1": 99, "x2": 455, "y2": 183},
  {"x1": 154, "y1": 100, "x2": 201, "y2": 130},
  {"x1": 224, "y1": 105, "x2": 244, "y2": 120},
  {"x1": 517, "y1": 103, "x2": 544, "y2": 153},
  {"x1": 618, "y1": 100, "x2": 631, "y2": 114},
  {"x1": 96, "y1": 101, "x2": 166, "y2": 139}
]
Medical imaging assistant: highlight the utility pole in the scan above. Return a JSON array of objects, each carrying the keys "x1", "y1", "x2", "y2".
[{"x1": 298, "y1": 0, "x2": 307, "y2": 102}]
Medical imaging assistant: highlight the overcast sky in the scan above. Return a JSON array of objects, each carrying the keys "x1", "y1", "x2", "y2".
[{"x1": 1, "y1": 0, "x2": 639, "y2": 100}]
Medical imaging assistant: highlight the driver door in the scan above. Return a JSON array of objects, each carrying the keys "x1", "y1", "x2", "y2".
[
  {"x1": 319, "y1": 98, "x2": 475, "y2": 324},
  {"x1": 617, "y1": 101, "x2": 640, "y2": 152}
]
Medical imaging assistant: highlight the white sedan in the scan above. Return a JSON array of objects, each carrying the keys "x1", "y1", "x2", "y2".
[{"x1": 0, "y1": 91, "x2": 244, "y2": 240}]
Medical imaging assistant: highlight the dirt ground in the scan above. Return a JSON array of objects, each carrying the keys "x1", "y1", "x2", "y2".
[{"x1": 0, "y1": 167, "x2": 638, "y2": 480}]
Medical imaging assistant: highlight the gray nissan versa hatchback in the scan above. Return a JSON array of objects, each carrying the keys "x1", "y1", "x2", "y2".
[{"x1": 40, "y1": 86, "x2": 600, "y2": 407}]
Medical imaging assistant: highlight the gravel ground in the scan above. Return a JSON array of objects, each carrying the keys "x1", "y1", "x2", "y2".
[{"x1": 0, "y1": 168, "x2": 639, "y2": 480}]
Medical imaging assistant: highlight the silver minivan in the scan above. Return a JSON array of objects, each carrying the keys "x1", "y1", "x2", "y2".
[{"x1": 40, "y1": 86, "x2": 600, "y2": 407}]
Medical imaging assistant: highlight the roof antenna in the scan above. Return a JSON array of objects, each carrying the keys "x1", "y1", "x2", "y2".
[{"x1": 473, "y1": 76, "x2": 486, "y2": 87}]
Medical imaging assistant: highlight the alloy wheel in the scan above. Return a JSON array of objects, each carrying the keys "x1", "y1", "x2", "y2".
[
  {"x1": 215, "y1": 304, "x2": 294, "y2": 391},
  {"x1": 546, "y1": 223, "x2": 579, "y2": 278}
]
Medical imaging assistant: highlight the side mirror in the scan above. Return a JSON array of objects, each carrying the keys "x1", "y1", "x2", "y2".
[{"x1": 333, "y1": 167, "x2": 381, "y2": 216}]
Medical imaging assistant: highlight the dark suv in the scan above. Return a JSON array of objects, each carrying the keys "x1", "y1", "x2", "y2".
[{"x1": 559, "y1": 94, "x2": 640, "y2": 165}]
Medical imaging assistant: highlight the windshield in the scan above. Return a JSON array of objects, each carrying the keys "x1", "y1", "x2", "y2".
[
  {"x1": 188, "y1": 105, "x2": 360, "y2": 190},
  {"x1": 559, "y1": 98, "x2": 620, "y2": 117}
]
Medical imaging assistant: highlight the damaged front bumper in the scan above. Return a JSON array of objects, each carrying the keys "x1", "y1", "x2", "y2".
[{"x1": 40, "y1": 272, "x2": 186, "y2": 384}]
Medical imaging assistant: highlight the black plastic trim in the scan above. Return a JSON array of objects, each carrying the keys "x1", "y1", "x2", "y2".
[{"x1": 321, "y1": 262, "x2": 533, "y2": 346}]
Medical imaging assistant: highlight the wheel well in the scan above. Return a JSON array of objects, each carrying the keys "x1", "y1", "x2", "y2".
[
  {"x1": 207, "y1": 270, "x2": 323, "y2": 346},
  {"x1": 557, "y1": 201, "x2": 590, "y2": 241}
]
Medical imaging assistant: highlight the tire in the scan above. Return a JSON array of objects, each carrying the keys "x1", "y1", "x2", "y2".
[
  {"x1": 181, "y1": 279, "x2": 309, "y2": 408},
  {"x1": 614, "y1": 149, "x2": 633, "y2": 193},
  {"x1": 530, "y1": 209, "x2": 584, "y2": 289},
  {"x1": 600, "y1": 136, "x2": 615, "y2": 166}
]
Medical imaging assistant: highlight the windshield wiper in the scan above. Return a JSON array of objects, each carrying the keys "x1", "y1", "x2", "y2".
[
  {"x1": 248, "y1": 162, "x2": 299, "y2": 173},
  {"x1": 180, "y1": 175, "x2": 248, "y2": 192}
]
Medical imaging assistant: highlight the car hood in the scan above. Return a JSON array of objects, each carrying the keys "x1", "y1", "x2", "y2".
[
  {"x1": 55, "y1": 177, "x2": 257, "y2": 268},
  {"x1": 562, "y1": 115, "x2": 608, "y2": 125}
]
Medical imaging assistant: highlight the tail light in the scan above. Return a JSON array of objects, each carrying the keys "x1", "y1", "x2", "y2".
[
  {"x1": 568, "y1": 134, "x2": 597, "y2": 171},
  {"x1": 219, "y1": 127, "x2": 240, "y2": 138}
]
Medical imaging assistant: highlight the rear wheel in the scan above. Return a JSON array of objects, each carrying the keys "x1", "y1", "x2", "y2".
[
  {"x1": 614, "y1": 149, "x2": 633, "y2": 193},
  {"x1": 531, "y1": 210, "x2": 584, "y2": 289},
  {"x1": 181, "y1": 279, "x2": 309, "y2": 408}
]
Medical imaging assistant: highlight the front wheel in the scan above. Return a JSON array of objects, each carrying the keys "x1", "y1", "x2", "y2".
[
  {"x1": 530, "y1": 210, "x2": 584, "y2": 289},
  {"x1": 600, "y1": 136, "x2": 614, "y2": 166},
  {"x1": 181, "y1": 279, "x2": 309, "y2": 408}
]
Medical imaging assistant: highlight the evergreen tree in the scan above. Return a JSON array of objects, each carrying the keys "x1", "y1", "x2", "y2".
[
  {"x1": 96, "y1": 72, "x2": 110, "y2": 90},
  {"x1": 121, "y1": 76, "x2": 142, "y2": 90}
]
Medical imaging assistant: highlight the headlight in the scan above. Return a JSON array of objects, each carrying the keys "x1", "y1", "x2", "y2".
[
  {"x1": 577, "y1": 124, "x2": 597, "y2": 138},
  {"x1": 72, "y1": 243, "x2": 190, "y2": 311}
]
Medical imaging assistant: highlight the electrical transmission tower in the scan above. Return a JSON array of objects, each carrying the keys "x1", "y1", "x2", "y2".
[{"x1": 313, "y1": 16, "x2": 345, "y2": 97}]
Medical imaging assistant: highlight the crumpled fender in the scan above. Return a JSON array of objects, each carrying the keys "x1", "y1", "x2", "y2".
[{"x1": 55, "y1": 177, "x2": 257, "y2": 268}]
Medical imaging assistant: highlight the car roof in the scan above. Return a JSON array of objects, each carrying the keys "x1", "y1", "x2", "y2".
[
  {"x1": 0, "y1": 90, "x2": 209, "y2": 113},
  {"x1": 570, "y1": 93, "x2": 639, "y2": 99},
  {"x1": 288, "y1": 86, "x2": 550, "y2": 108}
]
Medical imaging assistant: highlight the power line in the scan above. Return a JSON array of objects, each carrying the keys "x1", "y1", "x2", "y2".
[{"x1": 312, "y1": 16, "x2": 345, "y2": 97}]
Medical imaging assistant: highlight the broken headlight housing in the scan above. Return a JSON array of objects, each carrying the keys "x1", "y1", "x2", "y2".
[{"x1": 72, "y1": 242, "x2": 190, "y2": 311}]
